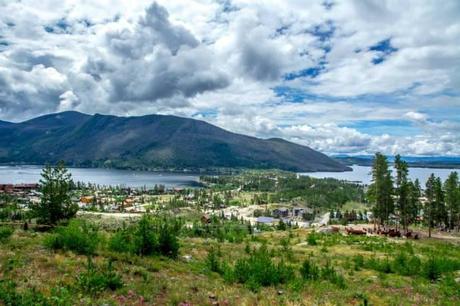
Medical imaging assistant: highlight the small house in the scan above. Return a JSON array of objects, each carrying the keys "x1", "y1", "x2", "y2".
[{"x1": 273, "y1": 208, "x2": 289, "y2": 218}]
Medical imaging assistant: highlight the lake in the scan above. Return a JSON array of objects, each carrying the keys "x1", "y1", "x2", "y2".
[
  {"x1": 302, "y1": 165, "x2": 458, "y2": 185},
  {"x1": 1, "y1": 165, "x2": 458, "y2": 188},
  {"x1": 0, "y1": 165, "x2": 200, "y2": 188}
]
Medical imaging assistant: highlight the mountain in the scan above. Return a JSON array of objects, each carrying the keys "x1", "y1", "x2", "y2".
[
  {"x1": 333, "y1": 155, "x2": 460, "y2": 169},
  {"x1": 0, "y1": 111, "x2": 350, "y2": 172}
]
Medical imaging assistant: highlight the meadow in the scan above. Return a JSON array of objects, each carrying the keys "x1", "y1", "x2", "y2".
[{"x1": 1, "y1": 216, "x2": 459, "y2": 305}]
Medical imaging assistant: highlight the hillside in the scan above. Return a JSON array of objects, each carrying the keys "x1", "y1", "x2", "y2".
[{"x1": 0, "y1": 111, "x2": 350, "y2": 172}]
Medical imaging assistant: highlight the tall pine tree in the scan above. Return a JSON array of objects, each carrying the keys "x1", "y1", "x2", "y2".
[
  {"x1": 407, "y1": 179, "x2": 421, "y2": 225},
  {"x1": 368, "y1": 153, "x2": 394, "y2": 227},
  {"x1": 394, "y1": 154, "x2": 410, "y2": 232},
  {"x1": 425, "y1": 174, "x2": 436, "y2": 238},
  {"x1": 444, "y1": 172, "x2": 459, "y2": 230}
]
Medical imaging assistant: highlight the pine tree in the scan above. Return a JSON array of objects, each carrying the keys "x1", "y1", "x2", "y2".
[
  {"x1": 34, "y1": 161, "x2": 78, "y2": 225},
  {"x1": 425, "y1": 174, "x2": 436, "y2": 238},
  {"x1": 394, "y1": 155, "x2": 410, "y2": 232},
  {"x1": 444, "y1": 172, "x2": 459, "y2": 230},
  {"x1": 434, "y1": 177, "x2": 446, "y2": 228},
  {"x1": 408, "y1": 179, "x2": 421, "y2": 225},
  {"x1": 368, "y1": 153, "x2": 394, "y2": 227}
]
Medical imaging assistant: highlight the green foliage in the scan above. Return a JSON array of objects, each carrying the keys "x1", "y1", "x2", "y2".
[
  {"x1": 44, "y1": 219, "x2": 100, "y2": 255},
  {"x1": 0, "y1": 280, "x2": 47, "y2": 306},
  {"x1": 0, "y1": 226, "x2": 13, "y2": 242},
  {"x1": 300, "y1": 258, "x2": 320, "y2": 281},
  {"x1": 221, "y1": 244, "x2": 295, "y2": 291},
  {"x1": 185, "y1": 218, "x2": 251, "y2": 243},
  {"x1": 321, "y1": 261, "x2": 346, "y2": 288},
  {"x1": 352, "y1": 254, "x2": 364, "y2": 271},
  {"x1": 34, "y1": 162, "x2": 78, "y2": 225},
  {"x1": 362, "y1": 252, "x2": 460, "y2": 281},
  {"x1": 367, "y1": 152, "x2": 394, "y2": 225},
  {"x1": 307, "y1": 232, "x2": 318, "y2": 246},
  {"x1": 201, "y1": 170, "x2": 364, "y2": 209},
  {"x1": 77, "y1": 258, "x2": 123, "y2": 295},
  {"x1": 108, "y1": 215, "x2": 181, "y2": 258},
  {"x1": 206, "y1": 247, "x2": 221, "y2": 273}
]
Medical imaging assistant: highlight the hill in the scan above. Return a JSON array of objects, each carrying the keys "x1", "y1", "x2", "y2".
[{"x1": 0, "y1": 111, "x2": 350, "y2": 172}]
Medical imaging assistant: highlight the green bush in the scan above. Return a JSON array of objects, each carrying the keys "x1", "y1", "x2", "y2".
[
  {"x1": 321, "y1": 261, "x2": 346, "y2": 288},
  {"x1": 77, "y1": 258, "x2": 123, "y2": 295},
  {"x1": 0, "y1": 226, "x2": 13, "y2": 242},
  {"x1": 44, "y1": 219, "x2": 100, "y2": 255},
  {"x1": 108, "y1": 215, "x2": 181, "y2": 258},
  {"x1": 307, "y1": 232, "x2": 318, "y2": 246},
  {"x1": 353, "y1": 255, "x2": 364, "y2": 271},
  {"x1": 362, "y1": 252, "x2": 460, "y2": 281},
  {"x1": 108, "y1": 226, "x2": 135, "y2": 253},
  {"x1": 300, "y1": 258, "x2": 320, "y2": 281},
  {"x1": 424, "y1": 257, "x2": 443, "y2": 281},
  {"x1": 0, "y1": 280, "x2": 47, "y2": 305},
  {"x1": 206, "y1": 247, "x2": 221, "y2": 273},
  {"x1": 222, "y1": 244, "x2": 295, "y2": 291},
  {"x1": 392, "y1": 253, "x2": 421, "y2": 276}
]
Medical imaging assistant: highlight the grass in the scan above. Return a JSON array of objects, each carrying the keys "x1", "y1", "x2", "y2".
[{"x1": 0, "y1": 219, "x2": 459, "y2": 305}]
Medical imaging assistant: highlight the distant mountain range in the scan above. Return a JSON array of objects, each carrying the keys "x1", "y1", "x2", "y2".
[
  {"x1": 0, "y1": 111, "x2": 350, "y2": 173},
  {"x1": 334, "y1": 155, "x2": 460, "y2": 169}
]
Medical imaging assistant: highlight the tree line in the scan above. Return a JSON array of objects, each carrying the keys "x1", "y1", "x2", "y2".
[{"x1": 368, "y1": 153, "x2": 460, "y2": 236}]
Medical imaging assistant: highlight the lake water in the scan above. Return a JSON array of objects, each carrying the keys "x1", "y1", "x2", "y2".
[
  {"x1": 302, "y1": 165, "x2": 458, "y2": 185},
  {"x1": 1, "y1": 165, "x2": 458, "y2": 188},
  {"x1": 0, "y1": 165, "x2": 200, "y2": 188}
]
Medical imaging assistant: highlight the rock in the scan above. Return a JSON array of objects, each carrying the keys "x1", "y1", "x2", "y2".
[
  {"x1": 277, "y1": 290, "x2": 284, "y2": 295},
  {"x1": 182, "y1": 255, "x2": 192, "y2": 262},
  {"x1": 209, "y1": 293, "x2": 217, "y2": 300}
]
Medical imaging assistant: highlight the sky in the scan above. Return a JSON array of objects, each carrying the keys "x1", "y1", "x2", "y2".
[{"x1": 0, "y1": 0, "x2": 459, "y2": 156}]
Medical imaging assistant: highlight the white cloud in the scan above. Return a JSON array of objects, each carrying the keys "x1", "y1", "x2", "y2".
[
  {"x1": 0, "y1": 0, "x2": 459, "y2": 156},
  {"x1": 404, "y1": 111, "x2": 428, "y2": 122}
]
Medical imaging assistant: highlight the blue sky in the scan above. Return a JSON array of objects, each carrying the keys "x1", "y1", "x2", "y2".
[{"x1": 0, "y1": 0, "x2": 459, "y2": 156}]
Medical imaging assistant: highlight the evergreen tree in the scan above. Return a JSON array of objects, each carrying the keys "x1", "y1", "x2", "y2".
[
  {"x1": 444, "y1": 172, "x2": 459, "y2": 230},
  {"x1": 434, "y1": 177, "x2": 446, "y2": 228},
  {"x1": 407, "y1": 179, "x2": 421, "y2": 224},
  {"x1": 394, "y1": 155, "x2": 410, "y2": 232},
  {"x1": 425, "y1": 174, "x2": 436, "y2": 238},
  {"x1": 34, "y1": 161, "x2": 78, "y2": 225},
  {"x1": 367, "y1": 153, "x2": 394, "y2": 227}
]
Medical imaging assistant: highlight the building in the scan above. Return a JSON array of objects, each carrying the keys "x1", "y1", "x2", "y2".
[
  {"x1": 256, "y1": 216, "x2": 275, "y2": 224},
  {"x1": 273, "y1": 208, "x2": 289, "y2": 218}
]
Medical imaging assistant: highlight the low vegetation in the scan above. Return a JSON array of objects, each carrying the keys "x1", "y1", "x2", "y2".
[{"x1": 1, "y1": 161, "x2": 460, "y2": 305}]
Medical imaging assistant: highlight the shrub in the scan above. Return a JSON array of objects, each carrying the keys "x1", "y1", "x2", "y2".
[
  {"x1": 224, "y1": 244, "x2": 295, "y2": 291},
  {"x1": 307, "y1": 232, "x2": 318, "y2": 246},
  {"x1": 300, "y1": 258, "x2": 320, "y2": 281},
  {"x1": 0, "y1": 226, "x2": 13, "y2": 242},
  {"x1": 157, "y1": 221, "x2": 180, "y2": 258},
  {"x1": 108, "y1": 215, "x2": 181, "y2": 258},
  {"x1": 133, "y1": 215, "x2": 158, "y2": 256},
  {"x1": 0, "y1": 280, "x2": 47, "y2": 305},
  {"x1": 109, "y1": 226, "x2": 135, "y2": 253},
  {"x1": 321, "y1": 261, "x2": 346, "y2": 288},
  {"x1": 206, "y1": 247, "x2": 221, "y2": 273},
  {"x1": 392, "y1": 253, "x2": 421, "y2": 276},
  {"x1": 424, "y1": 257, "x2": 443, "y2": 281},
  {"x1": 77, "y1": 258, "x2": 123, "y2": 295},
  {"x1": 44, "y1": 219, "x2": 100, "y2": 255},
  {"x1": 353, "y1": 255, "x2": 364, "y2": 271}
]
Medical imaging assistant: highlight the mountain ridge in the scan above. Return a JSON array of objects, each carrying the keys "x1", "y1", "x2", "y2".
[{"x1": 0, "y1": 111, "x2": 350, "y2": 172}]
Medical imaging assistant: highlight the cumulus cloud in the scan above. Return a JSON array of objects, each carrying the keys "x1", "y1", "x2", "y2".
[
  {"x1": 0, "y1": 0, "x2": 459, "y2": 156},
  {"x1": 404, "y1": 111, "x2": 428, "y2": 122}
]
